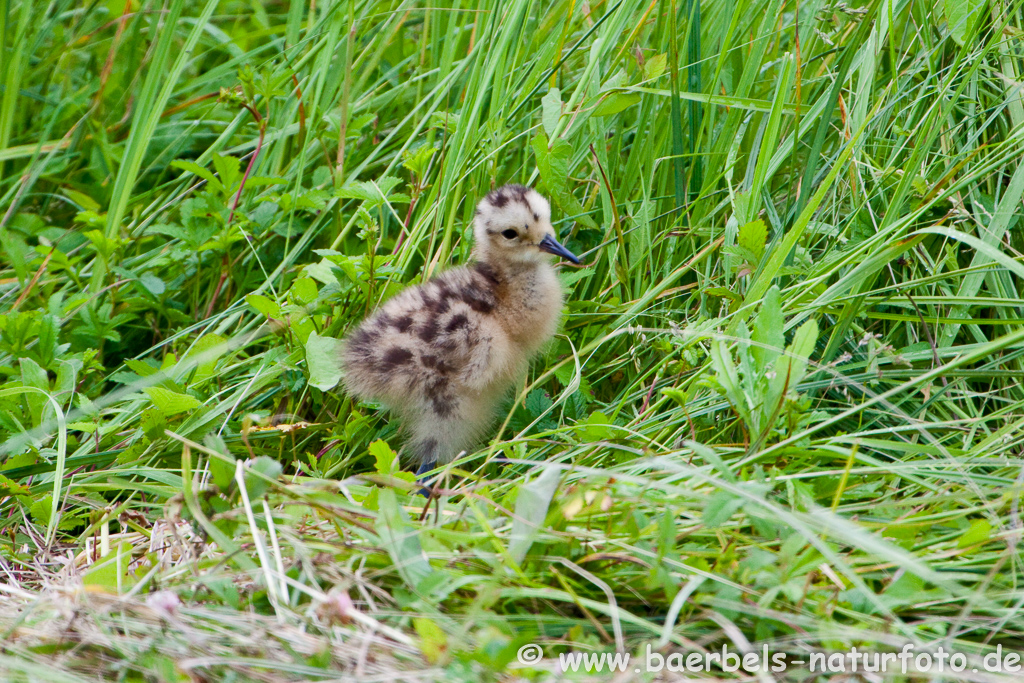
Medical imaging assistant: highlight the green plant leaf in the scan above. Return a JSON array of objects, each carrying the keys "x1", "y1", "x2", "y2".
[
  {"x1": 508, "y1": 465, "x2": 561, "y2": 564},
  {"x1": 144, "y1": 387, "x2": 201, "y2": 416},
  {"x1": 242, "y1": 456, "x2": 282, "y2": 500},
  {"x1": 541, "y1": 87, "x2": 562, "y2": 138},
  {"x1": 305, "y1": 332, "x2": 342, "y2": 391},
  {"x1": 703, "y1": 490, "x2": 743, "y2": 528},
  {"x1": 375, "y1": 488, "x2": 433, "y2": 588}
]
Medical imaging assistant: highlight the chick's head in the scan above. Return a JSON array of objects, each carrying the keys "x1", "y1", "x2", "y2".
[{"x1": 473, "y1": 184, "x2": 580, "y2": 266}]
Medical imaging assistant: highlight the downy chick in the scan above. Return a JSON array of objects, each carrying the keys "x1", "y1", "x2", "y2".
[{"x1": 341, "y1": 184, "x2": 580, "y2": 474}]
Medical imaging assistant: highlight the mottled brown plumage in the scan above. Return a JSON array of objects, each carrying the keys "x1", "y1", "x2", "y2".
[{"x1": 341, "y1": 185, "x2": 579, "y2": 471}]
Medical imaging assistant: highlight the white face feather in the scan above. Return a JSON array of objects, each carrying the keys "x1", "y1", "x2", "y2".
[{"x1": 472, "y1": 185, "x2": 556, "y2": 265}]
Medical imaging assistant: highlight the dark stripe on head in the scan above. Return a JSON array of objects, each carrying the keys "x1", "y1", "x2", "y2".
[{"x1": 506, "y1": 184, "x2": 530, "y2": 202}]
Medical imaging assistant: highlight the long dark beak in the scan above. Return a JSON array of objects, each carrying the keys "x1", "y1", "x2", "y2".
[{"x1": 538, "y1": 234, "x2": 581, "y2": 264}]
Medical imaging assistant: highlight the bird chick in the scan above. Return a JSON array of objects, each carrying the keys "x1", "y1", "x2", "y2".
[{"x1": 341, "y1": 184, "x2": 580, "y2": 474}]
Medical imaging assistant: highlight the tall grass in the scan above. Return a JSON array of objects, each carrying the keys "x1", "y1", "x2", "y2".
[{"x1": 2, "y1": 0, "x2": 1024, "y2": 680}]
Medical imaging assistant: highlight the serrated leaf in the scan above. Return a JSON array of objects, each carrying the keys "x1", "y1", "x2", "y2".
[
  {"x1": 211, "y1": 153, "x2": 242, "y2": 194},
  {"x1": 139, "y1": 408, "x2": 166, "y2": 441},
  {"x1": 531, "y1": 133, "x2": 570, "y2": 195},
  {"x1": 0, "y1": 474, "x2": 29, "y2": 497},
  {"x1": 144, "y1": 387, "x2": 201, "y2": 416},
  {"x1": 524, "y1": 390, "x2": 552, "y2": 418},
  {"x1": 29, "y1": 495, "x2": 53, "y2": 526},
  {"x1": 171, "y1": 159, "x2": 224, "y2": 194},
  {"x1": 578, "y1": 410, "x2": 614, "y2": 441},
  {"x1": 336, "y1": 177, "x2": 403, "y2": 207},
  {"x1": 738, "y1": 219, "x2": 768, "y2": 262},
  {"x1": 402, "y1": 145, "x2": 436, "y2": 178},
  {"x1": 370, "y1": 439, "x2": 399, "y2": 476}
]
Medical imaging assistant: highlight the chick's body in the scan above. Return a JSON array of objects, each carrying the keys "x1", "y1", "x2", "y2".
[{"x1": 341, "y1": 185, "x2": 579, "y2": 468}]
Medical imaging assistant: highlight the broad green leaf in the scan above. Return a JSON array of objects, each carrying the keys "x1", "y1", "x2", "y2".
[
  {"x1": 0, "y1": 474, "x2": 29, "y2": 497},
  {"x1": 770, "y1": 318, "x2": 818, "y2": 399},
  {"x1": 957, "y1": 519, "x2": 992, "y2": 549},
  {"x1": 211, "y1": 153, "x2": 241, "y2": 194},
  {"x1": 508, "y1": 465, "x2": 561, "y2": 564},
  {"x1": 593, "y1": 91, "x2": 641, "y2": 117},
  {"x1": 144, "y1": 387, "x2": 201, "y2": 416},
  {"x1": 643, "y1": 53, "x2": 667, "y2": 80},
  {"x1": 19, "y1": 357, "x2": 49, "y2": 425},
  {"x1": 82, "y1": 541, "x2": 133, "y2": 593},
  {"x1": 305, "y1": 332, "x2": 342, "y2": 391},
  {"x1": 290, "y1": 277, "x2": 318, "y2": 305},
  {"x1": 370, "y1": 439, "x2": 399, "y2": 476},
  {"x1": 29, "y1": 495, "x2": 53, "y2": 526},
  {"x1": 541, "y1": 87, "x2": 562, "y2": 138},
  {"x1": 414, "y1": 617, "x2": 448, "y2": 664},
  {"x1": 703, "y1": 490, "x2": 743, "y2": 528},
  {"x1": 246, "y1": 294, "x2": 282, "y2": 319},
  {"x1": 751, "y1": 286, "x2": 783, "y2": 369},
  {"x1": 140, "y1": 408, "x2": 166, "y2": 441},
  {"x1": 375, "y1": 488, "x2": 433, "y2": 588},
  {"x1": 578, "y1": 410, "x2": 614, "y2": 440},
  {"x1": 186, "y1": 334, "x2": 228, "y2": 386},
  {"x1": 171, "y1": 159, "x2": 224, "y2": 194},
  {"x1": 945, "y1": 0, "x2": 984, "y2": 44},
  {"x1": 242, "y1": 456, "x2": 282, "y2": 500},
  {"x1": 738, "y1": 219, "x2": 768, "y2": 262},
  {"x1": 204, "y1": 434, "x2": 236, "y2": 491}
]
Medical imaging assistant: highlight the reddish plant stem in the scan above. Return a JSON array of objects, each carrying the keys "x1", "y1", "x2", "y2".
[
  {"x1": 392, "y1": 192, "x2": 420, "y2": 254},
  {"x1": 228, "y1": 102, "x2": 266, "y2": 226},
  {"x1": 204, "y1": 266, "x2": 230, "y2": 320}
]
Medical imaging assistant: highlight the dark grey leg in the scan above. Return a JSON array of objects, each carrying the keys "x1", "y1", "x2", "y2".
[{"x1": 415, "y1": 460, "x2": 436, "y2": 497}]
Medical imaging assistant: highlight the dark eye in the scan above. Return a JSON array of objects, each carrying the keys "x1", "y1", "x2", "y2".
[{"x1": 501, "y1": 229, "x2": 518, "y2": 239}]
